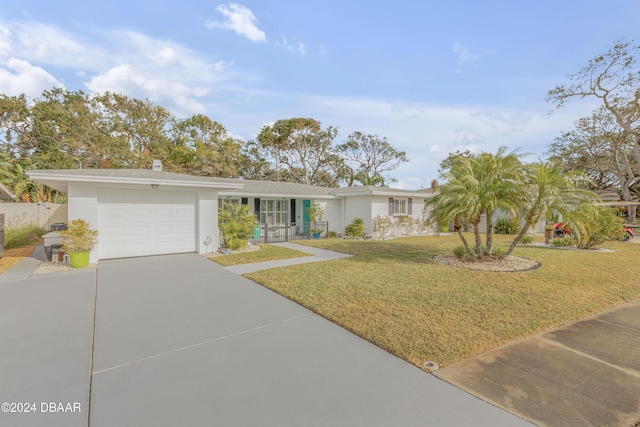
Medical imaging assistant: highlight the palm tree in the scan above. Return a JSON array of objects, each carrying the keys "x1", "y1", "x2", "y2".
[
  {"x1": 354, "y1": 170, "x2": 386, "y2": 186},
  {"x1": 502, "y1": 161, "x2": 598, "y2": 258},
  {"x1": 427, "y1": 147, "x2": 524, "y2": 258}
]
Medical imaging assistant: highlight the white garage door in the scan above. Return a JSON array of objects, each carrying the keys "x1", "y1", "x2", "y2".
[{"x1": 99, "y1": 188, "x2": 196, "y2": 259}]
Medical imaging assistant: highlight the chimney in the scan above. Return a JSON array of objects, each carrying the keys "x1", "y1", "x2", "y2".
[
  {"x1": 152, "y1": 160, "x2": 162, "y2": 171},
  {"x1": 431, "y1": 180, "x2": 438, "y2": 188}
]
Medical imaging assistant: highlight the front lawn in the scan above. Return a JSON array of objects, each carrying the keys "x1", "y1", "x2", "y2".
[
  {"x1": 210, "y1": 243, "x2": 312, "y2": 266},
  {"x1": 247, "y1": 234, "x2": 640, "y2": 368}
]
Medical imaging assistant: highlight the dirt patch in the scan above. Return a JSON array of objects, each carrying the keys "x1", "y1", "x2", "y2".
[
  {"x1": 0, "y1": 241, "x2": 41, "y2": 275},
  {"x1": 433, "y1": 254, "x2": 540, "y2": 272}
]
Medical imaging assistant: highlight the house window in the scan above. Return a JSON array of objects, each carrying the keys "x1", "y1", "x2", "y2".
[
  {"x1": 260, "y1": 199, "x2": 288, "y2": 224},
  {"x1": 219, "y1": 197, "x2": 240, "y2": 211},
  {"x1": 394, "y1": 199, "x2": 407, "y2": 215}
]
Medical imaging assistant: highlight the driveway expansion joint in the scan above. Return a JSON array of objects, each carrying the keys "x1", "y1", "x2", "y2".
[
  {"x1": 538, "y1": 336, "x2": 640, "y2": 379},
  {"x1": 92, "y1": 313, "x2": 312, "y2": 375}
]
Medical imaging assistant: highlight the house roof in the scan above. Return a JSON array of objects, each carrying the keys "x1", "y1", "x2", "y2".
[
  {"x1": 221, "y1": 180, "x2": 336, "y2": 198},
  {"x1": 27, "y1": 168, "x2": 430, "y2": 199},
  {"x1": 0, "y1": 182, "x2": 15, "y2": 200},
  {"x1": 331, "y1": 185, "x2": 430, "y2": 197},
  {"x1": 26, "y1": 169, "x2": 245, "y2": 193}
]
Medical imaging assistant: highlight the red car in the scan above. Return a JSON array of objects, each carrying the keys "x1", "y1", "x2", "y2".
[{"x1": 554, "y1": 222, "x2": 634, "y2": 241}]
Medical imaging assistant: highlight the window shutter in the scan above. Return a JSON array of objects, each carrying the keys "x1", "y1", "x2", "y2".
[
  {"x1": 241, "y1": 197, "x2": 248, "y2": 205},
  {"x1": 290, "y1": 199, "x2": 296, "y2": 223},
  {"x1": 254, "y1": 198, "x2": 261, "y2": 219},
  {"x1": 408, "y1": 198, "x2": 413, "y2": 215},
  {"x1": 388, "y1": 198, "x2": 394, "y2": 215}
]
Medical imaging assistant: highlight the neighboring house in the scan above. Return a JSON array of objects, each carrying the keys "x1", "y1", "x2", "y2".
[{"x1": 27, "y1": 166, "x2": 431, "y2": 262}]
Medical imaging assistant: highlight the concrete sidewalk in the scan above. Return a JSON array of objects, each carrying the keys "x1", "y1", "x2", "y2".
[
  {"x1": 224, "y1": 241, "x2": 352, "y2": 274},
  {"x1": 0, "y1": 244, "x2": 47, "y2": 282},
  {"x1": 436, "y1": 299, "x2": 640, "y2": 426}
]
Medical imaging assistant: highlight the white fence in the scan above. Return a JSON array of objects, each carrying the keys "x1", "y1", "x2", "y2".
[{"x1": 0, "y1": 203, "x2": 68, "y2": 230}]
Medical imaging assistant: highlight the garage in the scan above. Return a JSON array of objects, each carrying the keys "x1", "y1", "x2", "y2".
[
  {"x1": 98, "y1": 188, "x2": 196, "y2": 259},
  {"x1": 26, "y1": 167, "x2": 246, "y2": 262}
]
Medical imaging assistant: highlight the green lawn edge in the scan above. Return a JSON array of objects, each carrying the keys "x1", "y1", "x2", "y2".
[{"x1": 210, "y1": 243, "x2": 313, "y2": 266}]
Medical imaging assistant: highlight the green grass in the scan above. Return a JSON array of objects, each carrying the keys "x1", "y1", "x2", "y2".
[
  {"x1": 210, "y1": 243, "x2": 313, "y2": 266},
  {"x1": 247, "y1": 234, "x2": 640, "y2": 369},
  {"x1": 5, "y1": 224, "x2": 46, "y2": 249}
]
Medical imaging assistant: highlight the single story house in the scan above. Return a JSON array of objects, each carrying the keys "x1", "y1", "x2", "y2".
[{"x1": 27, "y1": 165, "x2": 431, "y2": 262}]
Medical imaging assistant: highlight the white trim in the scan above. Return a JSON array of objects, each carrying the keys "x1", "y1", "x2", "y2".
[{"x1": 27, "y1": 171, "x2": 244, "y2": 190}]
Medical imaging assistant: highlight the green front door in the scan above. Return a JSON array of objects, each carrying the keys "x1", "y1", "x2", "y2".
[{"x1": 303, "y1": 199, "x2": 311, "y2": 233}]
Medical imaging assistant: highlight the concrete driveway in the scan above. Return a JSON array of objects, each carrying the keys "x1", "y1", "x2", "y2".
[{"x1": 0, "y1": 253, "x2": 528, "y2": 426}]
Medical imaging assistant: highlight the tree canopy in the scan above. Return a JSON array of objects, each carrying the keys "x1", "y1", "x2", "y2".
[
  {"x1": 0, "y1": 88, "x2": 409, "y2": 201},
  {"x1": 547, "y1": 39, "x2": 640, "y2": 221}
]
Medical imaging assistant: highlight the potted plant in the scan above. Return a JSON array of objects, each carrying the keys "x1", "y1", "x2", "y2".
[
  {"x1": 307, "y1": 202, "x2": 324, "y2": 238},
  {"x1": 60, "y1": 219, "x2": 99, "y2": 268}
]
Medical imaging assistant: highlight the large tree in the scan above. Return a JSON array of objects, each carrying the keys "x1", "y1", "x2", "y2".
[
  {"x1": 336, "y1": 132, "x2": 408, "y2": 186},
  {"x1": 547, "y1": 107, "x2": 640, "y2": 219},
  {"x1": 170, "y1": 114, "x2": 243, "y2": 177},
  {"x1": 255, "y1": 118, "x2": 340, "y2": 186},
  {"x1": 548, "y1": 39, "x2": 640, "y2": 222}
]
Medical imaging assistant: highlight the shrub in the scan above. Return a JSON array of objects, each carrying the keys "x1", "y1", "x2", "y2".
[
  {"x1": 396, "y1": 215, "x2": 416, "y2": 235},
  {"x1": 327, "y1": 231, "x2": 338, "y2": 238},
  {"x1": 491, "y1": 247, "x2": 506, "y2": 257},
  {"x1": 60, "y1": 219, "x2": 99, "y2": 253},
  {"x1": 494, "y1": 217, "x2": 520, "y2": 235},
  {"x1": 576, "y1": 207, "x2": 626, "y2": 249},
  {"x1": 551, "y1": 236, "x2": 577, "y2": 247},
  {"x1": 345, "y1": 217, "x2": 366, "y2": 237},
  {"x1": 372, "y1": 215, "x2": 393, "y2": 239},
  {"x1": 219, "y1": 203, "x2": 258, "y2": 250},
  {"x1": 452, "y1": 245, "x2": 467, "y2": 259},
  {"x1": 5, "y1": 224, "x2": 46, "y2": 249},
  {"x1": 520, "y1": 235, "x2": 533, "y2": 245}
]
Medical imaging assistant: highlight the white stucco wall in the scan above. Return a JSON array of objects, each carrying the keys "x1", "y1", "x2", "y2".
[
  {"x1": 67, "y1": 182, "x2": 100, "y2": 262},
  {"x1": 313, "y1": 198, "x2": 343, "y2": 234},
  {"x1": 197, "y1": 190, "x2": 219, "y2": 254},
  {"x1": 344, "y1": 196, "x2": 373, "y2": 234}
]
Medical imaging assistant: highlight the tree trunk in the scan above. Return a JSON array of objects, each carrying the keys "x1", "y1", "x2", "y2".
[
  {"x1": 501, "y1": 222, "x2": 533, "y2": 259},
  {"x1": 485, "y1": 213, "x2": 493, "y2": 256},
  {"x1": 629, "y1": 205, "x2": 637, "y2": 224},
  {"x1": 473, "y1": 220, "x2": 483, "y2": 259},
  {"x1": 457, "y1": 230, "x2": 472, "y2": 254}
]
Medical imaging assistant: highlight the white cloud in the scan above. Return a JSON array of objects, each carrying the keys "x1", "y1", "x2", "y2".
[
  {"x1": 85, "y1": 64, "x2": 208, "y2": 114},
  {"x1": 452, "y1": 42, "x2": 492, "y2": 73},
  {"x1": 149, "y1": 47, "x2": 178, "y2": 66},
  {"x1": 275, "y1": 36, "x2": 305, "y2": 55},
  {"x1": 391, "y1": 176, "x2": 423, "y2": 190},
  {"x1": 206, "y1": 3, "x2": 266, "y2": 43},
  {"x1": 0, "y1": 20, "x2": 235, "y2": 115},
  {"x1": 0, "y1": 57, "x2": 63, "y2": 97}
]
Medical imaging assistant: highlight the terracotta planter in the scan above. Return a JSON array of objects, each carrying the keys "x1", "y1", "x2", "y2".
[{"x1": 69, "y1": 251, "x2": 90, "y2": 268}]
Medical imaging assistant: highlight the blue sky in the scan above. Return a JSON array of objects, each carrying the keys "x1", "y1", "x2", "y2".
[{"x1": 1, "y1": 1, "x2": 639, "y2": 188}]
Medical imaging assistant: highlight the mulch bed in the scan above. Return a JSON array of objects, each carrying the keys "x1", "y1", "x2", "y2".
[{"x1": 433, "y1": 253, "x2": 540, "y2": 272}]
